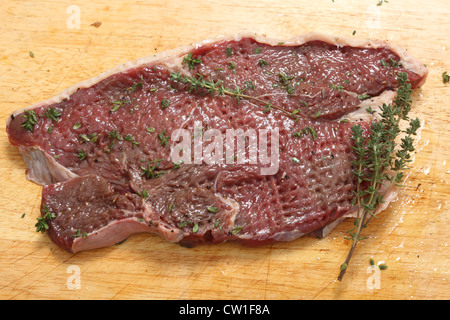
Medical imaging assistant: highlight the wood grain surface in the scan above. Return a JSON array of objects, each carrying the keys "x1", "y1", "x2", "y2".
[{"x1": 0, "y1": 0, "x2": 448, "y2": 300}]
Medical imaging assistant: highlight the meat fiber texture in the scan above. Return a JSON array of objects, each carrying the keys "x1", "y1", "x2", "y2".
[{"x1": 7, "y1": 33, "x2": 428, "y2": 253}]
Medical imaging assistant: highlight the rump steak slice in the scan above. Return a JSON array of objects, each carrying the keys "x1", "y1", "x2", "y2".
[{"x1": 7, "y1": 33, "x2": 428, "y2": 252}]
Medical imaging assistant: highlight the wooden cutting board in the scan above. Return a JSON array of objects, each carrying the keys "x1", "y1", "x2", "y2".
[{"x1": 0, "y1": 0, "x2": 448, "y2": 300}]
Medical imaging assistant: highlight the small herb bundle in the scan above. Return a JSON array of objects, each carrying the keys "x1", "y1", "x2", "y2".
[{"x1": 338, "y1": 72, "x2": 420, "y2": 281}]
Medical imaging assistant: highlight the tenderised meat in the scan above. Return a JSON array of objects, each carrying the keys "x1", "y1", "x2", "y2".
[{"x1": 6, "y1": 33, "x2": 428, "y2": 252}]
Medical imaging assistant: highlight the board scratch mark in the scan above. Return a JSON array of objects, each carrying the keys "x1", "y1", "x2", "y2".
[
  {"x1": 263, "y1": 245, "x2": 273, "y2": 299},
  {"x1": 0, "y1": 247, "x2": 44, "y2": 292},
  {"x1": 109, "y1": 284, "x2": 130, "y2": 299},
  {"x1": 48, "y1": 37, "x2": 93, "y2": 96}
]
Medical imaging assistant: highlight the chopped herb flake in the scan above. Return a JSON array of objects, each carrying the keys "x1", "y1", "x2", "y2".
[
  {"x1": 226, "y1": 47, "x2": 232, "y2": 57},
  {"x1": 109, "y1": 129, "x2": 123, "y2": 140},
  {"x1": 124, "y1": 134, "x2": 140, "y2": 147},
  {"x1": 263, "y1": 102, "x2": 272, "y2": 113},
  {"x1": 157, "y1": 130, "x2": 170, "y2": 146},
  {"x1": 358, "y1": 93, "x2": 371, "y2": 100},
  {"x1": 141, "y1": 159, "x2": 165, "y2": 179},
  {"x1": 73, "y1": 229, "x2": 88, "y2": 238},
  {"x1": 278, "y1": 71, "x2": 294, "y2": 85},
  {"x1": 79, "y1": 133, "x2": 90, "y2": 142},
  {"x1": 330, "y1": 83, "x2": 344, "y2": 91},
  {"x1": 277, "y1": 71, "x2": 296, "y2": 94},
  {"x1": 77, "y1": 150, "x2": 87, "y2": 160},
  {"x1": 172, "y1": 161, "x2": 183, "y2": 170},
  {"x1": 377, "y1": 0, "x2": 388, "y2": 6},
  {"x1": 21, "y1": 109, "x2": 37, "y2": 132},
  {"x1": 231, "y1": 226, "x2": 243, "y2": 235},
  {"x1": 207, "y1": 206, "x2": 218, "y2": 213},
  {"x1": 389, "y1": 58, "x2": 399, "y2": 67},
  {"x1": 35, "y1": 204, "x2": 56, "y2": 233},
  {"x1": 183, "y1": 52, "x2": 202, "y2": 69},
  {"x1": 111, "y1": 98, "x2": 134, "y2": 112},
  {"x1": 380, "y1": 59, "x2": 389, "y2": 68},
  {"x1": 258, "y1": 59, "x2": 268, "y2": 67},
  {"x1": 129, "y1": 81, "x2": 143, "y2": 92},
  {"x1": 178, "y1": 221, "x2": 187, "y2": 228},
  {"x1": 44, "y1": 107, "x2": 62, "y2": 121},
  {"x1": 292, "y1": 126, "x2": 318, "y2": 140},
  {"x1": 160, "y1": 99, "x2": 170, "y2": 109},
  {"x1": 89, "y1": 133, "x2": 98, "y2": 143},
  {"x1": 442, "y1": 71, "x2": 450, "y2": 84}
]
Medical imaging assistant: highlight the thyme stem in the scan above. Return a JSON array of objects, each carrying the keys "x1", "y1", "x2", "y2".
[{"x1": 169, "y1": 72, "x2": 301, "y2": 120}]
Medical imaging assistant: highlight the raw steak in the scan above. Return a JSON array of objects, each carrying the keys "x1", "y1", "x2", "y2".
[{"x1": 6, "y1": 33, "x2": 428, "y2": 252}]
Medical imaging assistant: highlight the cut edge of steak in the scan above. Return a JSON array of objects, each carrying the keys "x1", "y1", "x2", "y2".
[
  {"x1": 46, "y1": 171, "x2": 398, "y2": 253},
  {"x1": 18, "y1": 145, "x2": 79, "y2": 185}
]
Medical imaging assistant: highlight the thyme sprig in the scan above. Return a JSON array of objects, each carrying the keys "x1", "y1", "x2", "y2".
[
  {"x1": 337, "y1": 72, "x2": 420, "y2": 281},
  {"x1": 169, "y1": 72, "x2": 301, "y2": 120}
]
